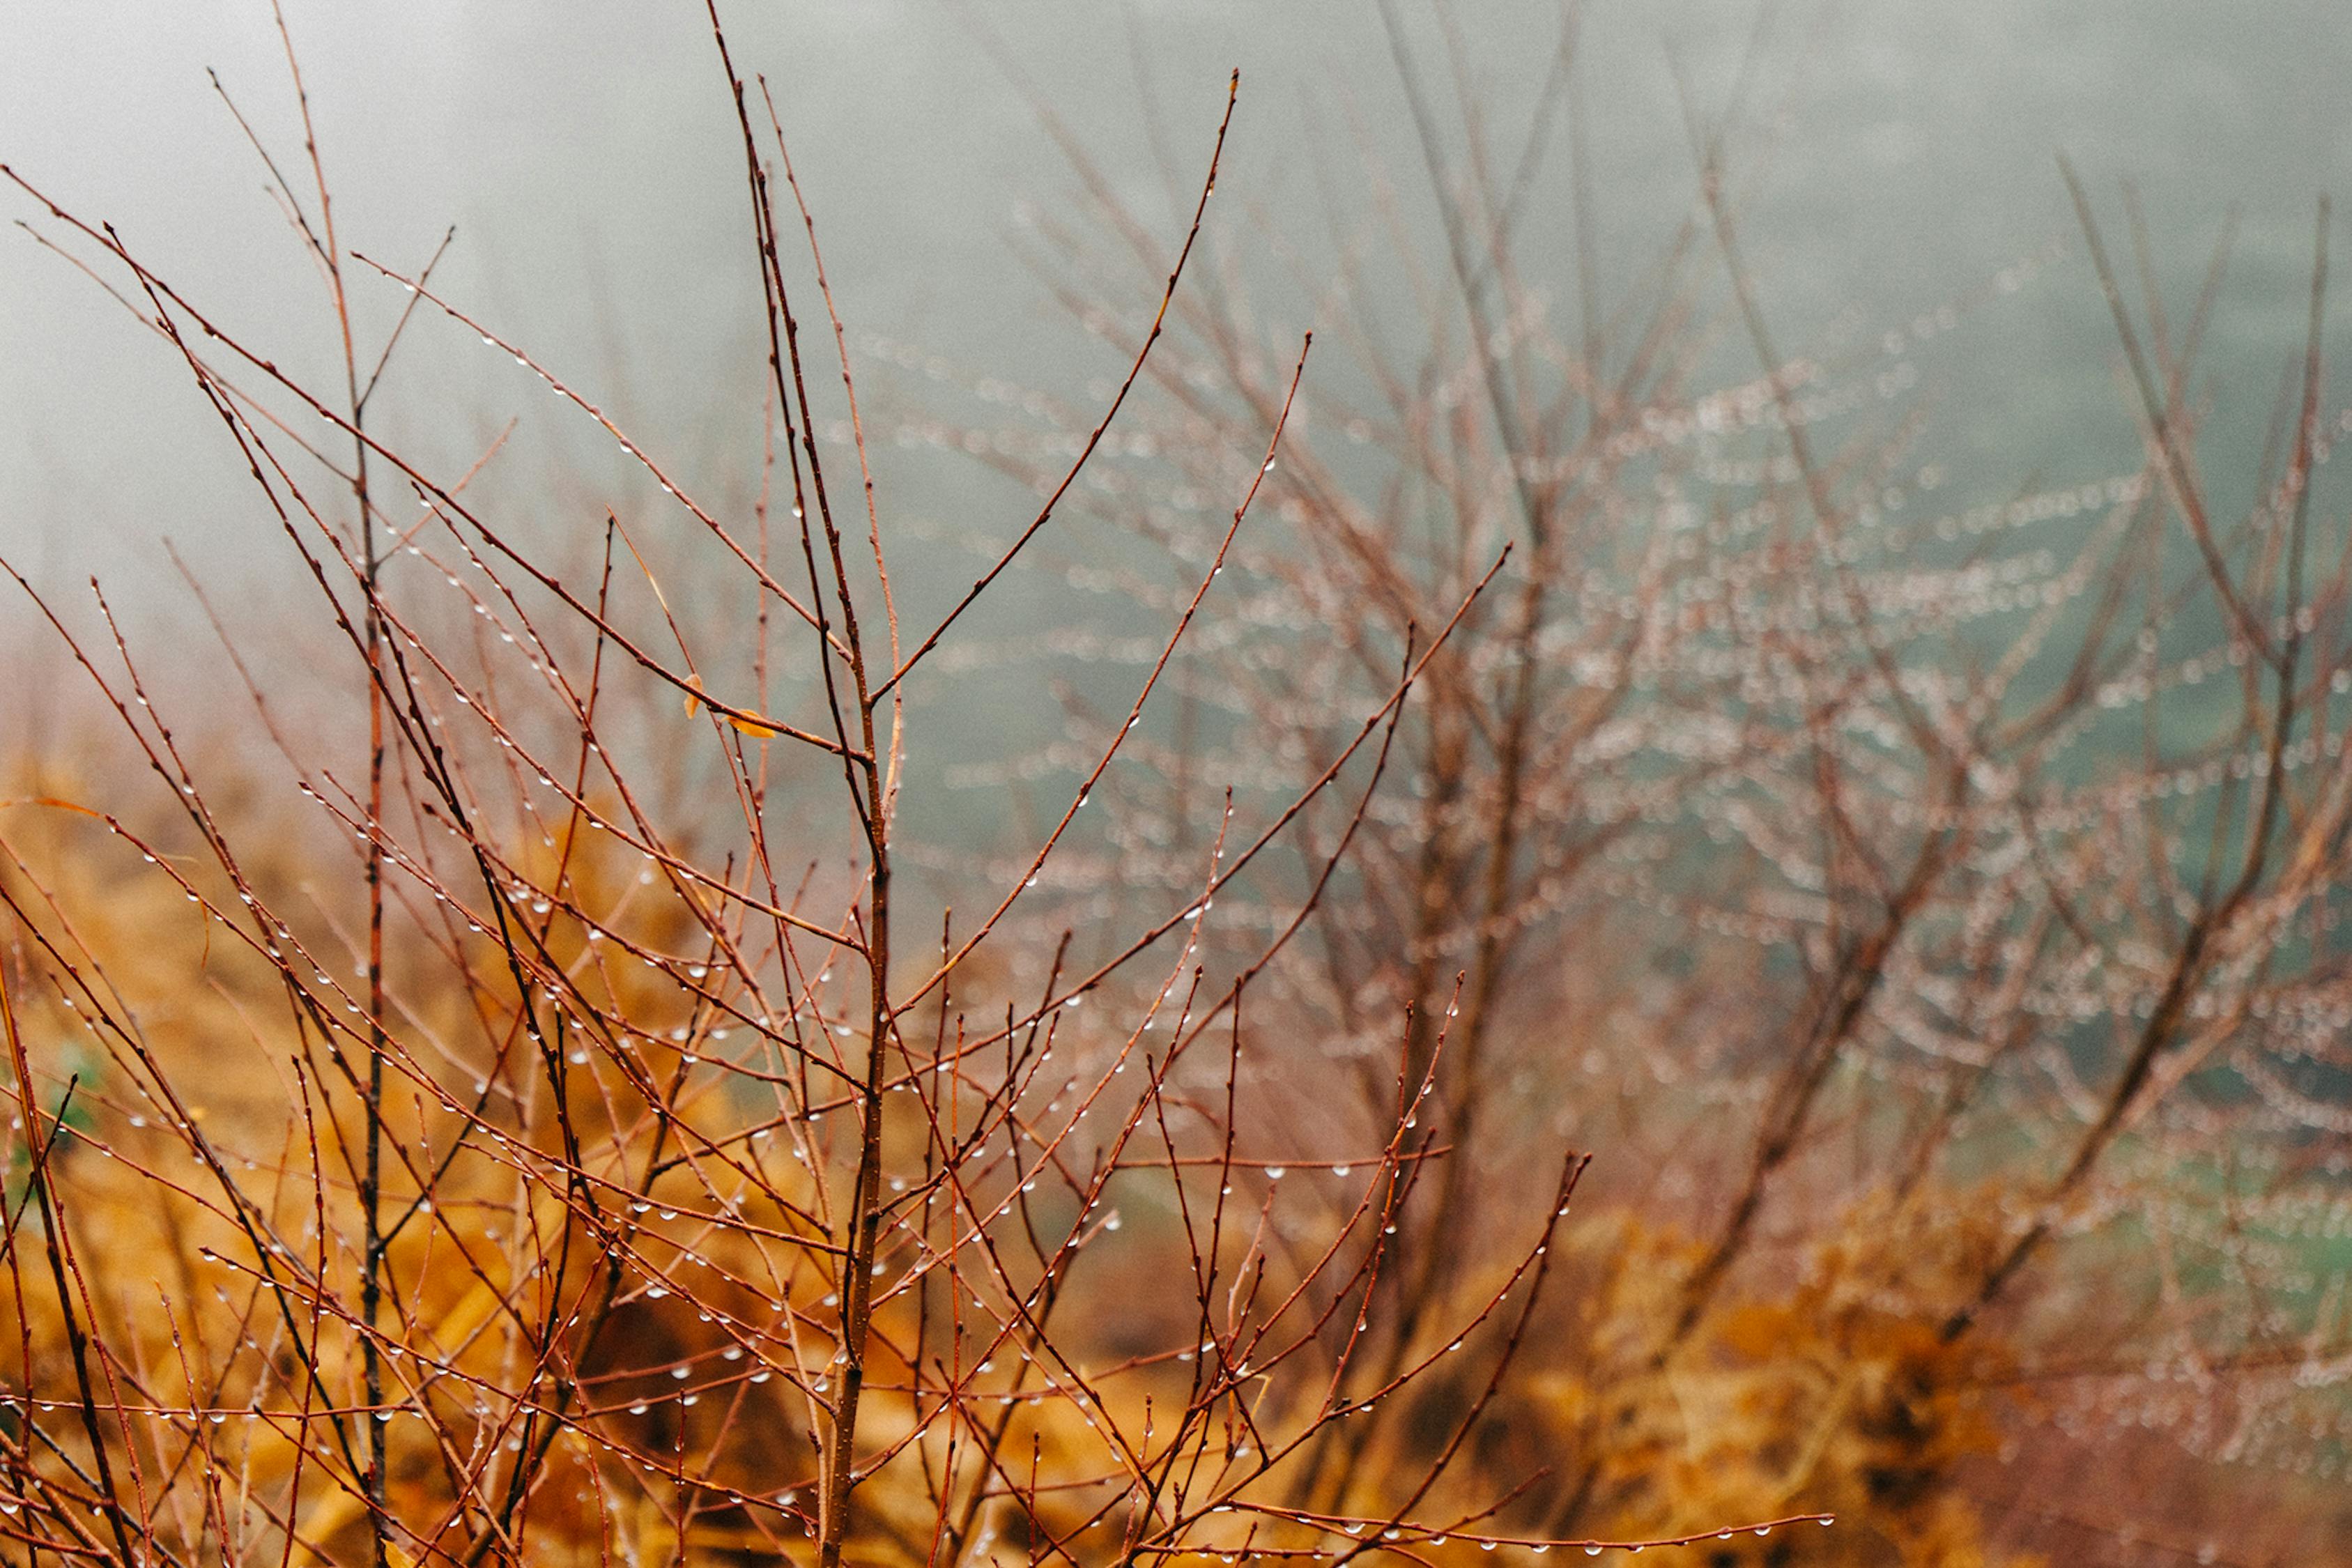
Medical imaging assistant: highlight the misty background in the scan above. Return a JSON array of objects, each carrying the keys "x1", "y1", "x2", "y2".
[
  {"x1": 9, "y1": 3, "x2": 2349, "y2": 546},
  {"x1": 4, "y1": 0, "x2": 2349, "y2": 786}
]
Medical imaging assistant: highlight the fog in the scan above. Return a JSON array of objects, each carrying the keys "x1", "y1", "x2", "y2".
[{"x1": 7, "y1": 0, "x2": 2346, "y2": 604}]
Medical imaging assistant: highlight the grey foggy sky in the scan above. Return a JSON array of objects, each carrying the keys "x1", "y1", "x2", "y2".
[{"x1": 5, "y1": 0, "x2": 2349, "y2": 606}]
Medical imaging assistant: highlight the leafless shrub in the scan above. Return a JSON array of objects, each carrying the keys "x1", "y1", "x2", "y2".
[
  {"x1": 0, "y1": 9, "x2": 1845, "y2": 1568},
  {"x1": 932, "y1": 6, "x2": 2352, "y2": 1562}
]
